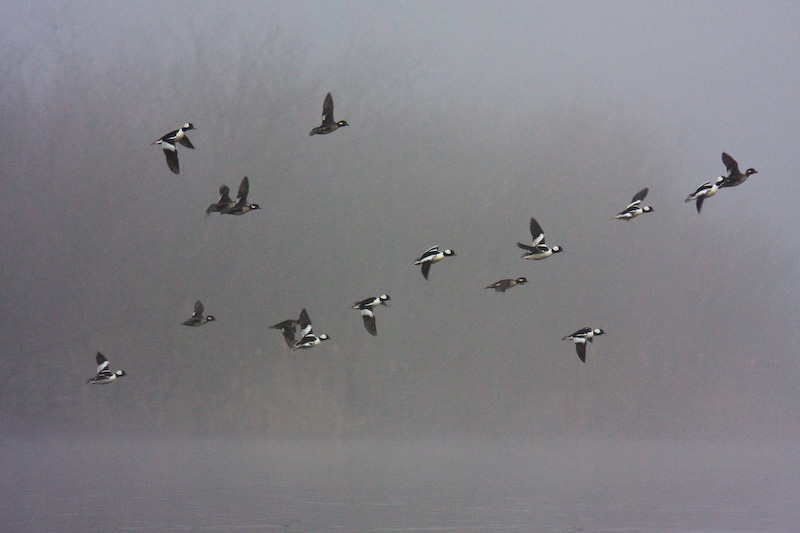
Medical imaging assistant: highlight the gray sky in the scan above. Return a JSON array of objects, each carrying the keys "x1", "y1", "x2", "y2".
[{"x1": 1, "y1": 1, "x2": 798, "y2": 438}]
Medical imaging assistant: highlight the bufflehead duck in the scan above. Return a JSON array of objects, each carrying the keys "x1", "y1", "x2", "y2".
[
  {"x1": 413, "y1": 246, "x2": 456, "y2": 280},
  {"x1": 181, "y1": 300, "x2": 216, "y2": 327},
  {"x1": 685, "y1": 176, "x2": 725, "y2": 213},
  {"x1": 206, "y1": 184, "x2": 235, "y2": 215},
  {"x1": 270, "y1": 316, "x2": 301, "y2": 348},
  {"x1": 352, "y1": 295, "x2": 391, "y2": 336},
  {"x1": 614, "y1": 188, "x2": 653, "y2": 220},
  {"x1": 517, "y1": 217, "x2": 563, "y2": 259},
  {"x1": 225, "y1": 176, "x2": 260, "y2": 215},
  {"x1": 151, "y1": 123, "x2": 195, "y2": 174},
  {"x1": 292, "y1": 308, "x2": 330, "y2": 350},
  {"x1": 86, "y1": 352, "x2": 126, "y2": 385},
  {"x1": 562, "y1": 327, "x2": 605, "y2": 363},
  {"x1": 485, "y1": 277, "x2": 528, "y2": 292},
  {"x1": 309, "y1": 93, "x2": 349, "y2": 135},
  {"x1": 720, "y1": 152, "x2": 757, "y2": 188}
]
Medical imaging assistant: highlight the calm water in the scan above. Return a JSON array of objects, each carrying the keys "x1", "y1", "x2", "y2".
[{"x1": 2, "y1": 437, "x2": 798, "y2": 532}]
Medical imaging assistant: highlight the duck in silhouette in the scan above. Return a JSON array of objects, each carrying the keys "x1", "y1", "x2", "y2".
[
  {"x1": 309, "y1": 93, "x2": 349, "y2": 135},
  {"x1": 181, "y1": 301, "x2": 215, "y2": 327},
  {"x1": 152, "y1": 123, "x2": 195, "y2": 174},
  {"x1": 517, "y1": 217, "x2": 562, "y2": 260},
  {"x1": 86, "y1": 352, "x2": 126, "y2": 385},
  {"x1": 413, "y1": 246, "x2": 456, "y2": 280},
  {"x1": 562, "y1": 327, "x2": 605, "y2": 363},
  {"x1": 485, "y1": 277, "x2": 528, "y2": 292},
  {"x1": 292, "y1": 308, "x2": 330, "y2": 350},
  {"x1": 685, "y1": 176, "x2": 725, "y2": 213},
  {"x1": 614, "y1": 188, "x2": 653, "y2": 220},
  {"x1": 351, "y1": 295, "x2": 391, "y2": 336},
  {"x1": 720, "y1": 152, "x2": 757, "y2": 188},
  {"x1": 225, "y1": 176, "x2": 260, "y2": 215}
]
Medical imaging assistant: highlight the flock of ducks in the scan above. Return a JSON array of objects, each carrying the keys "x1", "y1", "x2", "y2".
[{"x1": 85, "y1": 93, "x2": 760, "y2": 383}]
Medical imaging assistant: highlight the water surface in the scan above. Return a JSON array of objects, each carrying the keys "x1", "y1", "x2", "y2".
[{"x1": 2, "y1": 437, "x2": 798, "y2": 531}]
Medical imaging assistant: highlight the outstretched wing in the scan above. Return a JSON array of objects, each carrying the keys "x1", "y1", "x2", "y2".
[
  {"x1": 695, "y1": 195, "x2": 705, "y2": 213},
  {"x1": 361, "y1": 308, "x2": 377, "y2": 336},
  {"x1": 95, "y1": 352, "x2": 109, "y2": 373},
  {"x1": 321, "y1": 93, "x2": 335, "y2": 125},
  {"x1": 421, "y1": 262, "x2": 431, "y2": 280},
  {"x1": 629, "y1": 187, "x2": 648, "y2": 206},
  {"x1": 193, "y1": 301, "x2": 204, "y2": 318},
  {"x1": 162, "y1": 143, "x2": 179, "y2": 174},
  {"x1": 298, "y1": 308, "x2": 313, "y2": 337},
  {"x1": 177, "y1": 135, "x2": 194, "y2": 149},
  {"x1": 270, "y1": 319, "x2": 297, "y2": 331},
  {"x1": 206, "y1": 184, "x2": 233, "y2": 214},
  {"x1": 721, "y1": 152, "x2": 740, "y2": 175},
  {"x1": 529, "y1": 217, "x2": 545, "y2": 246},
  {"x1": 279, "y1": 327, "x2": 296, "y2": 347},
  {"x1": 237, "y1": 176, "x2": 250, "y2": 203},
  {"x1": 576, "y1": 342, "x2": 587, "y2": 363}
]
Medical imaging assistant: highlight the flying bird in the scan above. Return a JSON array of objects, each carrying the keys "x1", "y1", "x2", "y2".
[
  {"x1": 181, "y1": 301, "x2": 215, "y2": 327},
  {"x1": 719, "y1": 152, "x2": 758, "y2": 188},
  {"x1": 151, "y1": 123, "x2": 195, "y2": 174},
  {"x1": 517, "y1": 217, "x2": 563, "y2": 260},
  {"x1": 485, "y1": 277, "x2": 528, "y2": 292},
  {"x1": 562, "y1": 327, "x2": 605, "y2": 363},
  {"x1": 270, "y1": 316, "x2": 302, "y2": 348},
  {"x1": 292, "y1": 308, "x2": 330, "y2": 350},
  {"x1": 206, "y1": 184, "x2": 235, "y2": 215},
  {"x1": 309, "y1": 93, "x2": 349, "y2": 135},
  {"x1": 685, "y1": 176, "x2": 725, "y2": 213},
  {"x1": 225, "y1": 176, "x2": 260, "y2": 215},
  {"x1": 413, "y1": 246, "x2": 456, "y2": 280},
  {"x1": 614, "y1": 188, "x2": 653, "y2": 220},
  {"x1": 86, "y1": 352, "x2": 126, "y2": 385},
  {"x1": 351, "y1": 295, "x2": 391, "y2": 336}
]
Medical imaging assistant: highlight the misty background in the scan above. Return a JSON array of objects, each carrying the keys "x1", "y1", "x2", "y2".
[{"x1": 1, "y1": 1, "x2": 799, "y2": 440}]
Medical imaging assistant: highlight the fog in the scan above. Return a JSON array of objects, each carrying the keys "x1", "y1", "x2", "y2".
[
  {"x1": 1, "y1": 1, "x2": 799, "y2": 441},
  {"x1": 3, "y1": 436, "x2": 800, "y2": 530}
]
